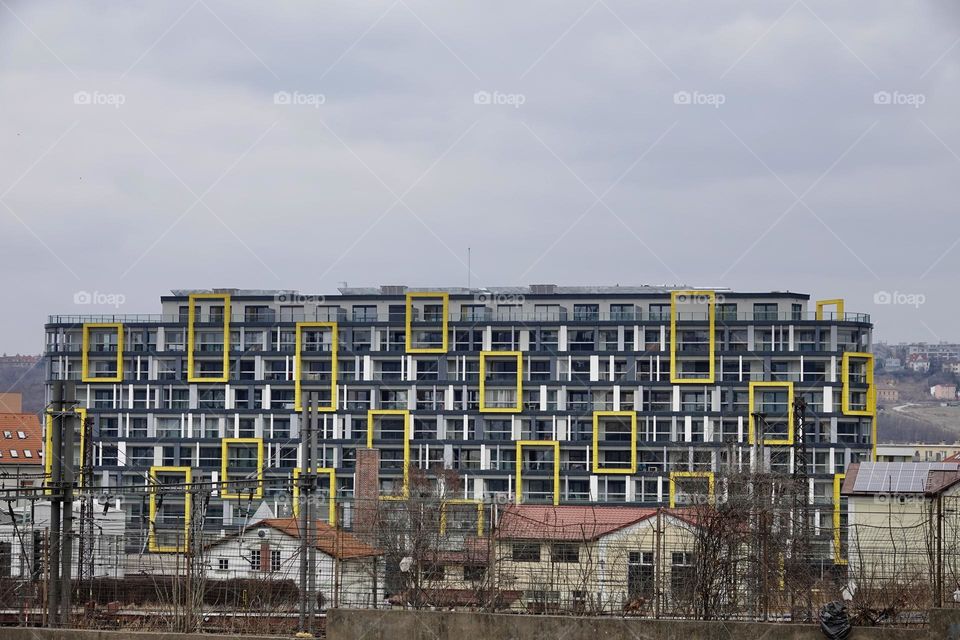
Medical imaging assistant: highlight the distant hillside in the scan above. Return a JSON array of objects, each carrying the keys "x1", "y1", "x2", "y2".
[{"x1": 0, "y1": 356, "x2": 44, "y2": 415}]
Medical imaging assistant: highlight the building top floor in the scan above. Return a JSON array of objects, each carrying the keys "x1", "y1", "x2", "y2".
[{"x1": 47, "y1": 286, "x2": 871, "y2": 326}]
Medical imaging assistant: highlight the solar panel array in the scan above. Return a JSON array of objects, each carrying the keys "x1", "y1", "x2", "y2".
[{"x1": 851, "y1": 462, "x2": 960, "y2": 494}]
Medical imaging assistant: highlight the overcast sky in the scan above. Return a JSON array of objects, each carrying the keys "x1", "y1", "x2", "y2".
[{"x1": 1, "y1": 1, "x2": 959, "y2": 352}]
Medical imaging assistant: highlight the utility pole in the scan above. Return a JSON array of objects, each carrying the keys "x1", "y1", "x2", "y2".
[
  {"x1": 77, "y1": 412, "x2": 96, "y2": 609},
  {"x1": 60, "y1": 401, "x2": 76, "y2": 627},
  {"x1": 46, "y1": 382, "x2": 66, "y2": 626},
  {"x1": 298, "y1": 393, "x2": 319, "y2": 635}
]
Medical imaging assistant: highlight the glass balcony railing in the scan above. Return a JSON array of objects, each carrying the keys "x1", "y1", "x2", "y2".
[{"x1": 48, "y1": 309, "x2": 872, "y2": 325}]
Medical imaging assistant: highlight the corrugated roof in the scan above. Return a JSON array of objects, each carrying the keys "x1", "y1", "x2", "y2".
[
  {"x1": 0, "y1": 413, "x2": 43, "y2": 466},
  {"x1": 495, "y1": 505, "x2": 662, "y2": 541}
]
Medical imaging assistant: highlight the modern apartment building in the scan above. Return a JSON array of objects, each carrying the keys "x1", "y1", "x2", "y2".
[{"x1": 43, "y1": 286, "x2": 875, "y2": 555}]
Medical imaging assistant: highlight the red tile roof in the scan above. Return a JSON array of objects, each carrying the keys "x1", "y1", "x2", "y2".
[
  {"x1": 496, "y1": 505, "x2": 664, "y2": 541},
  {"x1": 0, "y1": 413, "x2": 43, "y2": 466},
  {"x1": 256, "y1": 518, "x2": 382, "y2": 559}
]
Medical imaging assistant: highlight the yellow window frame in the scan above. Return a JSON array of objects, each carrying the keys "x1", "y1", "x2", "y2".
[
  {"x1": 292, "y1": 467, "x2": 337, "y2": 525},
  {"x1": 816, "y1": 299, "x2": 844, "y2": 321},
  {"x1": 81, "y1": 323, "x2": 124, "y2": 382},
  {"x1": 841, "y1": 352, "x2": 875, "y2": 417},
  {"x1": 669, "y1": 470, "x2": 715, "y2": 508},
  {"x1": 592, "y1": 410, "x2": 637, "y2": 474},
  {"x1": 479, "y1": 351, "x2": 523, "y2": 413},
  {"x1": 833, "y1": 472, "x2": 847, "y2": 565},
  {"x1": 220, "y1": 437, "x2": 263, "y2": 499},
  {"x1": 747, "y1": 381, "x2": 795, "y2": 445},
  {"x1": 515, "y1": 440, "x2": 560, "y2": 506}
]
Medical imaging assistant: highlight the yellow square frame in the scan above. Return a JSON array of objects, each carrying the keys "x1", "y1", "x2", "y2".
[
  {"x1": 669, "y1": 471, "x2": 715, "y2": 508},
  {"x1": 148, "y1": 466, "x2": 192, "y2": 553},
  {"x1": 515, "y1": 440, "x2": 560, "y2": 505},
  {"x1": 592, "y1": 410, "x2": 637, "y2": 474},
  {"x1": 294, "y1": 322, "x2": 338, "y2": 412},
  {"x1": 367, "y1": 409, "x2": 411, "y2": 500},
  {"x1": 292, "y1": 467, "x2": 337, "y2": 525},
  {"x1": 187, "y1": 292, "x2": 231, "y2": 383},
  {"x1": 833, "y1": 472, "x2": 847, "y2": 565},
  {"x1": 440, "y1": 499, "x2": 485, "y2": 536},
  {"x1": 81, "y1": 323, "x2": 124, "y2": 382},
  {"x1": 816, "y1": 299, "x2": 844, "y2": 321},
  {"x1": 406, "y1": 291, "x2": 449, "y2": 353},
  {"x1": 748, "y1": 381, "x2": 795, "y2": 445},
  {"x1": 841, "y1": 352, "x2": 875, "y2": 416},
  {"x1": 44, "y1": 407, "x2": 88, "y2": 493},
  {"x1": 221, "y1": 437, "x2": 263, "y2": 499},
  {"x1": 670, "y1": 290, "x2": 716, "y2": 384},
  {"x1": 479, "y1": 351, "x2": 523, "y2": 413}
]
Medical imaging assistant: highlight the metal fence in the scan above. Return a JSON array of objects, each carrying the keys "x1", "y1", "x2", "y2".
[{"x1": 0, "y1": 484, "x2": 957, "y2": 634}]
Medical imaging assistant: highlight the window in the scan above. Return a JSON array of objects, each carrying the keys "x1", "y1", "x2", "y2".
[
  {"x1": 628, "y1": 551, "x2": 654, "y2": 598},
  {"x1": 250, "y1": 549, "x2": 261, "y2": 571},
  {"x1": 218, "y1": 558, "x2": 229, "y2": 571},
  {"x1": 649, "y1": 304, "x2": 670, "y2": 321},
  {"x1": 421, "y1": 564, "x2": 444, "y2": 581},
  {"x1": 512, "y1": 543, "x2": 541, "y2": 562},
  {"x1": 791, "y1": 303, "x2": 803, "y2": 320},
  {"x1": 551, "y1": 543, "x2": 579, "y2": 563},
  {"x1": 270, "y1": 549, "x2": 282, "y2": 572},
  {"x1": 610, "y1": 303, "x2": 635, "y2": 320},
  {"x1": 753, "y1": 303, "x2": 778, "y2": 321},
  {"x1": 352, "y1": 305, "x2": 377, "y2": 322},
  {"x1": 464, "y1": 564, "x2": 486, "y2": 581},
  {"x1": 716, "y1": 303, "x2": 737, "y2": 321},
  {"x1": 573, "y1": 304, "x2": 599, "y2": 321}
]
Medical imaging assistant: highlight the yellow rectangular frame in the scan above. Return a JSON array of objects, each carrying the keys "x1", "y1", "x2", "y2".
[
  {"x1": 406, "y1": 291, "x2": 449, "y2": 353},
  {"x1": 816, "y1": 299, "x2": 844, "y2": 321},
  {"x1": 748, "y1": 381, "x2": 795, "y2": 445},
  {"x1": 148, "y1": 466, "x2": 192, "y2": 553},
  {"x1": 81, "y1": 323, "x2": 124, "y2": 382},
  {"x1": 44, "y1": 407, "x2": 88, "y2": 493},
  {"x1": 292, "y1": 467, "x2": 337, "y2": 525},
  {"x1": 670, "y1": 290, "x2": 716, "y2": 384},
  {"x1": 592, "y1": 410, "x2": 637, "y2": 474},
  {"x1": 841, "y1": 352, "x2": 875, "y2": 416},
  {"x1": 440, "y1": 498, "x2": 485, "y2": 536},
  {"x1": 515, "y1": 440, "x2": 560, "y2": 506},
  {"x1": 479, "y1": 351, "x2": 523, "y2": 413},
  {"x1": 669, "y1": 471, "x2": 715, "y2": 508},
  {"x1": 294, "y1": 322, "x2": 338, "y2": 412},
  {"x1": 220, "y1": 437, "x2": 263, "y2": 499},
  {"x1": 833, "y1": 472, "x2": 847, "y2": 565},
  {"x1": 367, "y1": 409, "x2": 411, "y2": 500},
  {"x1": 187, "y1": 292, "x2": 231, "y2": 383}
]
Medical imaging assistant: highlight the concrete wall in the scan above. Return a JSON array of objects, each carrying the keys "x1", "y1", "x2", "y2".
[
  {"x1": 327, "y1": 608, "x2": 927, "y2": 640},
  {"x1": 0, "y1": 630, "x2": 282, "y2": 640}
]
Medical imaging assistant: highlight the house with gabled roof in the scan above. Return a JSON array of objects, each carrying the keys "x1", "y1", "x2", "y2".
[
  {"x1": 204, "y1": 517, "x2": 384, "y2": 608},
  {"x1": 493, "y1": 504, "x2": 700, "y2": 614}
]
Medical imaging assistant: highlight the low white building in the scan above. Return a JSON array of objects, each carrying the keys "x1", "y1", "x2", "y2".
[
  {"x1": 205, "y1": 517, "x2": 384, "y2": 608},
  {"x1": 0, "y1": 500, "x2": 126, "y2": 579}
]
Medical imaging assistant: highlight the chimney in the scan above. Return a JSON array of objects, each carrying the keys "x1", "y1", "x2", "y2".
[{"x1": 354, "y1": 448, "x2": 380, "y2": 545}]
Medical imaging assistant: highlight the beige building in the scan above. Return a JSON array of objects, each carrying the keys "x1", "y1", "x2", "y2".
[
  {"x1": 876, "y1": 386, "x2": 899, "y2": 404},
  {"x1": 841, "y1": 462, "x2": 960, "y2": 589},
  {"x1": 493, "y1": 505, "x2": 699, "y2": 614}
]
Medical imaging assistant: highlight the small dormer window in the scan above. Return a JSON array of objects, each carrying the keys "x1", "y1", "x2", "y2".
[
  {"x1": 17, "y1": 431, "x2": 25, "y2": 439},
  {"x1": 9, "y1": 450, "x2": 18, "y2": 458},
  {"x1": 24, "y1": 450, "x2": 32, "y2": 458},
  {"x1": 2, "y1": 431, "x2": 11, "y2": 439}
]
